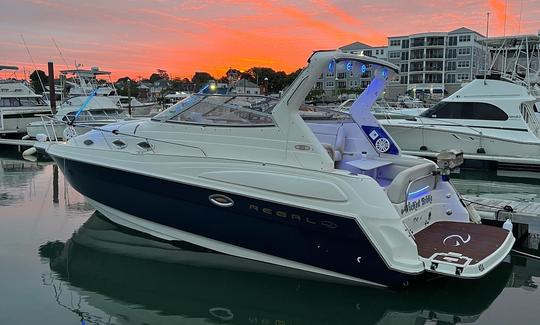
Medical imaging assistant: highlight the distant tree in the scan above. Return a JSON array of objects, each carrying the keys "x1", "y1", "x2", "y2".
[
  {"x1": 191, "y1": 72, "x2": 214, "y2": 89},
  {"x1": 149, "y1": 73, "x2": 162, "y2": 83},
  {"x1": 116, "y1": 76, "x2": 132, "y2": 84},
  {"x1": 29, "y1": 70, "x2": 48, "y2": 94},
  {"x1": 170, "y1": 77, "x2": 193, "y2": 91},
  {"x1": 157, "y1": 69, "x2": 169, "y2": 80}
]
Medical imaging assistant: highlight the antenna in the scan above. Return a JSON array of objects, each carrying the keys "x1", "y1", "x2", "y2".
[
  {"x1": 518, "y1": 0, "x2": 524, "y2": 34},
  {"x1": 20, "y1": 34, "x2": 47, "y2": 97},
  {"x1": 484, "y1": 12, "x2": 490, "y2": 84},
  {"x1": 503, "y1": 0, "x2": 508, "y2": 37}
]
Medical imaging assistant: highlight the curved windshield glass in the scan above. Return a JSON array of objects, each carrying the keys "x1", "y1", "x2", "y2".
[{"x1": 152, "y1": 94, "x2": 277, "y2": 126}]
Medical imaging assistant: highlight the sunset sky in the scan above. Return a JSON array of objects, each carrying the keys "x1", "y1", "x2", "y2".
[{"x1": 1, "y1": 0, "x2": 539, "y2": 80}]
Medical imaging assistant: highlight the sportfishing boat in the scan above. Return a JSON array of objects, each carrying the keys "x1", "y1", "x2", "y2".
[
  {"x1": 39, "y1": 50, "x2": 514, "y2": 287},
  {"x1": 62, "y1": 67, "x2": 157, "y2": 116},
  {"x1": 26, "y1": 95, "x2": 128, "y2": 140},
  {"x1": 0, "y1": 65, "x2": 51, "y2": 135},
  {"x1": 380, "y1": 78, "x2": 540, "y2": 167}
]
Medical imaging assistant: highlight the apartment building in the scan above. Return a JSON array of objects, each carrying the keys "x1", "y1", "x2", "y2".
[{"x1": 386, "y1": 27, "x2": 486, "y2": 100}]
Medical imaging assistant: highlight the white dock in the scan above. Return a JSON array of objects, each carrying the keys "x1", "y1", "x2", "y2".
[{"x1": 463, "y1": 195, "x2": 540, "y2": 229}]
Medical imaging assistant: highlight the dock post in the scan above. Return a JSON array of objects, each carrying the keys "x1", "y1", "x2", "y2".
[
  {"x1": 127, "y1": 79, "x2": 132, "y2": 116},
  {"x1": 47, "y1": 61, "x2": 57, "y2": 114}
]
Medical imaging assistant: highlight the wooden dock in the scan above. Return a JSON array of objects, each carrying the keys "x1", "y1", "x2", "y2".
[{"x1": 463, "y1": 195, "x2": 540, "y2": 229}]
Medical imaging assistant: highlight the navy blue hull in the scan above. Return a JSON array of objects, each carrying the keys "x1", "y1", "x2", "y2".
[{"x1": 53, "y1": 156, "x2": 413, "y2": 286}]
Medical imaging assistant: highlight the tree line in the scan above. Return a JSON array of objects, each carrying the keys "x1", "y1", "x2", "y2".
[{"x1": 28, "y1": 66, "x2": 303, "y2": 96}]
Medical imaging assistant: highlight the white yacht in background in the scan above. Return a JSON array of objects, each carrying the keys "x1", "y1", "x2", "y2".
[
  {"x1": 62, "y1": 67, "x2": 157, "y2": 116},
  {"x1": 0, "y1": 65, "x2": 51, "y2": 135},
  {"x1": 26, "y1": 96, "x2": 128, "y2": 140},
  {"x1": 381, "y1": 79, "x2": 540, "y2": 167},
  {"x1": 163, "y1": 92, "x2": 191, "y2": 110},
  {"x1": 39, "y1": 50, "x2": 513, "y2": 287}
]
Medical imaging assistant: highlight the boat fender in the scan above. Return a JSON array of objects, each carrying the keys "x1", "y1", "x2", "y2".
[
  {"x1": 36, "y1": 133, "x2": 48, "y2": 142},
  {"x1": 22, "y1": 147, "x2": 37, "y2": 156},
  {"x1": 22, "y1": 134, "x2": 31, "y2": 140},
  {"x1": 502, "y1": 219, "x2": 513, "y2": 232},
  {"x1": 465, "y1": 203, "x2": 482, "y2": 224}
]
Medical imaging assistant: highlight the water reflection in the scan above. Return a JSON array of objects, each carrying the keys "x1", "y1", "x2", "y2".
[{"x1": 39, "y1": 213, "x2": 519, "y2": 325}]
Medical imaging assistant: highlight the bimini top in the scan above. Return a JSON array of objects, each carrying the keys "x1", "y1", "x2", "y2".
[{"x1": 152, "y1": 50, "x2": 399, "y2": 127}]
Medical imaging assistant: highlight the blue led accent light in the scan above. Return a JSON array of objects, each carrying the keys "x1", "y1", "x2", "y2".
[
  {"x1": 407, "y1": 186, "x2": 430, "y2": 200},
  {"x1": 382, "y1": 68, "x2": 388, "y2": 79},
  {"x1": 328, "y1": 60, "x2": 335, "y2": 73},
  {"x1": 361, "y1": 64, "x2": 367, "y2": 73},
  {"x1": 346, "y1": 61, "x2": 353, "y2": 71}
]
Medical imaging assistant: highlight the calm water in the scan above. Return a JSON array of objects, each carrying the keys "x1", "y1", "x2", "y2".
[{"x1": 1, "y1": 149, "x2": 540, "y2": 325}]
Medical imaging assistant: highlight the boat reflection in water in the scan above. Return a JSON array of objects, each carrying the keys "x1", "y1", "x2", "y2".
[{"x1": 39, "y1": 212, "x2": 514, "y2": 325}]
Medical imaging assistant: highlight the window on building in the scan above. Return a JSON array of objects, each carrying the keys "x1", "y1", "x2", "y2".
[
  {"x1": 315, "y1": 82, "x2": 323, "y2": 89},
  {"x1": 354, "y1": 80, "x2": 358, "y2": 86},
  {"x1": 400, "y1": 76, "x2": 408, "y2": 84},
  {"x1": 446, "y1": 61, "x2": 457, "y2": 71},
  {"x1": 389, "y1": 51, "x2": 401, "y2": 59},
  {"x1": 380, "y1": 49, "x2": 384, "y2": 54},
  {"x1": 401, "y1": 52, "x2": 409, "y2": 60},
  {"x1": 402, "y1": 39, "x2": 409, "y2": 49},
  {"x1": 337, "y1": 81, "x2": 346, "y2": 88},
  {"x1": 364, "y1": 50, "x2": 372, "y2": 56},
  {"x1": 390, "y1": 40, "x2": 401, "y2": 46},
  {"x1": 349, "y1": 71, "x2": 354, "y2": 77},
  {"x1": 337, "y1": 72, "x2": 346, "y2": 79},
  {"x1": 448, "y1": 36, "x2": 457, "y2": 46},
  {"x1": 376, "y1": 50, "x2": 379, "y2": 55},
  {"x1": 446, "y1": 74, "x2": 456, "y2": 83},
  {"x1": 458, "y1": 61, "x2": 470, "y2": 68},
  {"x1": 326, "y1": 72, "x2": 334, "y2": 77},
  {"x1": 349, "y1": 80, "x2": 354, "y2": 87},
  {"x1": 400, "y1": 64, "x2": 408, "y2": 73},
  {"x1": 459, "y1": 35, "x2": 471, "y2": 42},
  {"x1": 447, "y1": 48, "x2": 457, "y2": 59},
  {"x1": 421, "y1": 102, "x2": 508, "y2": 120},
  {"x1": 458, "y1": 48, "x2": 471, "y2": 55},
  {"x1": 457, "y1": 73, "x2": 470, "y2": 81},
  {"x1": 326, "y1": 81, "x2": 334, "y2": 88}
]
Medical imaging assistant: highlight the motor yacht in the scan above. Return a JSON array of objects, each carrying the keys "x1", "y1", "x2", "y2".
[
  {"x1": 26, "y1": 95, "x2": 128, "y2": 140},
  {"x1": 381, "y1": 79, "x2": 540, "y2": 167},
  {"x1": 62, "y1": 67, "x2": 157, "y2": 116},
  {"x1": 39, "y1": 50, "x2": 514, "y2": 287},
  {"x1": 0, "y1": 65, "x2": 52, "y2": 135}
]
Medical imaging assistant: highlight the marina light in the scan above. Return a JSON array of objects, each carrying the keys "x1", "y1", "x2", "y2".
[
  {"x1": 328, "y1": 60, "x2": 335, "y2": 73},
  {"x1": 210, "y1": 84, "x2": 217, "y2": 91},
  {"x1": 361, "y1": 64, "x2": 367, "y2": 73}
]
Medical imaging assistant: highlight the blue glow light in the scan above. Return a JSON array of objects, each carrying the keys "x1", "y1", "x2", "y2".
[
  {"x1": 382, "y1": 68, "x2": 388, "y2": 79},
  {"x1": 361, "y1": 64, "x2": 367, "y2": 73},
  {"x1": 346, "y1": 61, "x2": 353, "y2": 71},
  {"x1": 328, "y1": 60, "x2": 335, "y2": 73},
  {"x1": 407, "y1": 186, "x2": 430, "y2": 200}
]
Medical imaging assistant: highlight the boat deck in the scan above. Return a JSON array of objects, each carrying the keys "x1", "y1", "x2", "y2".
[{"x1": 414, "y1": 221, "x2": 509, "y2": 265}]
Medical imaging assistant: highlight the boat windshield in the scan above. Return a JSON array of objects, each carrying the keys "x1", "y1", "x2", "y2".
[{"x1": 152, "y1": 94, "x2": 277, "y2": 126}]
